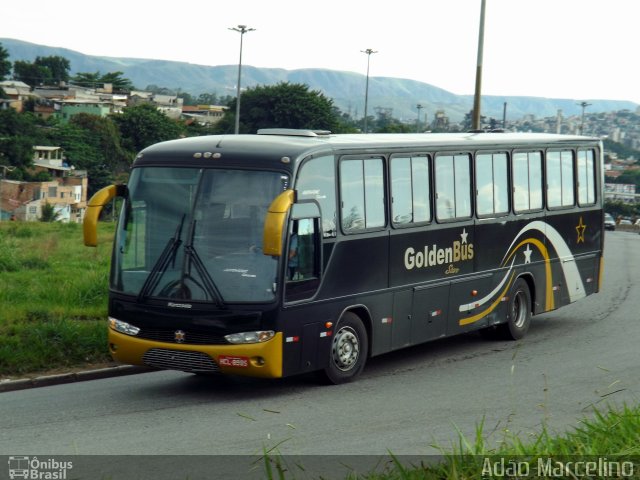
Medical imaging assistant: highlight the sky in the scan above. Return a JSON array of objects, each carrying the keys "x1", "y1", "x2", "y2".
[{"x1": 3, "y1": 0, "x2": 639, "y2": 104}]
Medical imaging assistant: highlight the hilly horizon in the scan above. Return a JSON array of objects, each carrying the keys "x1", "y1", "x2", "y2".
[{"x1": 2, "y1": 37, "x2": 638, "y2": 123}]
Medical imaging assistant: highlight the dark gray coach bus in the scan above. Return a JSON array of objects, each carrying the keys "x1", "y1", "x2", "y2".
[{"x1": 83, "y1": 130, "x2": 604, "y2": 384}]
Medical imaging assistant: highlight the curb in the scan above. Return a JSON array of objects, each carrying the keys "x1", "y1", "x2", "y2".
[{"x1": 0, "y1": 365, "x2": 153, "y2": 393}]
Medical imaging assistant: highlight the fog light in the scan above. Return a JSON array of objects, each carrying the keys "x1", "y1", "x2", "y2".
[{"x1": 251, "y1": 356, "x2": 265, "y2": 366}]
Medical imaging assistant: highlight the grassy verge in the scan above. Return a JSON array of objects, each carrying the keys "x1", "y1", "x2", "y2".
[
  {"x1": 0, "y1": 221, "x2": 115, "y2": 377},
  {"x1": 263, "y1": 404, "x2": 640, "y2": 479}
]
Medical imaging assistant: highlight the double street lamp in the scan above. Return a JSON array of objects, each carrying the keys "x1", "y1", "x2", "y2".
[
  {"x1": 416, "y1": 104, "x2": 424, "y2": 133},
  {"x1": 361, "y1": 48, "x2": 377, "y2": 133},
  {"x1": 229, "y1": 24, "x2": 255, "y2": 135}
]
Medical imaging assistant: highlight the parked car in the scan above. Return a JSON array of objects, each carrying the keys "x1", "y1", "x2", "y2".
[
  {"x1": 620, "y1": 219, "x2": 633, "y2": 226},
  {"x1": 604, "y1": 213, "x2": 616, "y2": 231}
]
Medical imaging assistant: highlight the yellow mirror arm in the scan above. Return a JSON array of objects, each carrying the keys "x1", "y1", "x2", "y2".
[
  {"x1": 262, "y1": 190, "x2": 295, "y2": 257},
  {"x1": 83, "y1": 185, "x2": 123, "y2": 247}
]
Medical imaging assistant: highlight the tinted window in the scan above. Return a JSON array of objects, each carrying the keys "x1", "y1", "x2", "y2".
[
  {"x1": 547, "y1": 150, "x2": 574, "y2": 208},
  {"x1": 577, "y1": 149, "x2": 596, "y2": 206},
  {"x1": 340, "y1": 158, "x2": 385, "y2": 232},
  {"x1": 476, "y1": 152, "x2": 508, "y2": 216},
  {"x1": 435, "y1": 153, "x2": 471, "y2": 220},
  {"x1": 391, "y1": 156, "x2": 431, "y2": 225},
  {"x1": 513, "y1": 151, "x2": 543, "y2": 212},
  {"x1": 296, "y1": 155, "x2": 337, "y2": 237}
]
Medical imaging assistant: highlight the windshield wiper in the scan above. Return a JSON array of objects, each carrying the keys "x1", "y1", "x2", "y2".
[
  {"x1": 137, "y1": 214, "x2": 186, "y2": 301},
  {"x1": 181, "y1": 219, "x2": 226, "y2": 307}
]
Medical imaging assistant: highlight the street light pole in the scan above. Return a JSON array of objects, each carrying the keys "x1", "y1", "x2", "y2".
[
  {"x1": 229, "y1": 24, "x2": 255, "y2": 135},
  {"x1": 578, "y1": 101, "x2": 591, "y2": 135},
  {"x1": 361, "y1": 48, "x2": 377, "y2": 133},
  {"x1": 416, "y1": 104, "x2": 424, "y2": 133}
]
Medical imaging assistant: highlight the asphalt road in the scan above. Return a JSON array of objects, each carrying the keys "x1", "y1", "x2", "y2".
[{"x1": 1, "y1": 231, "x2": 638, "y2": 460}]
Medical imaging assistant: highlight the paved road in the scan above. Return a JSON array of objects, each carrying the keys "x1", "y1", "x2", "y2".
[{"x1": 1, "y1": 231, "x2": 638, "y2": 458}]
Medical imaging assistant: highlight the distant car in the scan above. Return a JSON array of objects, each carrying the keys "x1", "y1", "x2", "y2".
[
  {"x1": 620, "y1": 219, "x2": 632, "y2": 226},
  {"x1": 604, "y1": 213, "x2": 616, "y2": 231}
]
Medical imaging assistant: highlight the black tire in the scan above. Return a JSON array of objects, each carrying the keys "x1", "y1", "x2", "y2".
[
  {"x1": 319, "y1": 312, "x2": 368, "y2": 385},
  {"x1": 481, "y1": 278, "x2": 532, "y2": 341},
  {"x1": 501, "y1": 278, "x2": 532, "y2": 340}
]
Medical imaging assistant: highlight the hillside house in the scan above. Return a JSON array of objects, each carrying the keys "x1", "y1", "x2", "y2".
[{"x1": 0, "y1": 147, "x2": 88, "y2": 222}]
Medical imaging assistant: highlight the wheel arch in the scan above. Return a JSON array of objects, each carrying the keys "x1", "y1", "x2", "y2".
[
  {"x1": 516, "y1": 272, "x2": 536, "y2": 314},
  {"x1": 338, "y1": 305, "x2": 373, "y2": 358}
]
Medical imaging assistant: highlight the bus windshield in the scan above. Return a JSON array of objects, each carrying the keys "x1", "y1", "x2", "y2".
[{"x1": 112, "y1": 167, "x2": 288, "y2": 303}]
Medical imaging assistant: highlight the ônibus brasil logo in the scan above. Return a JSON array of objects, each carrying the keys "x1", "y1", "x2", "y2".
[
  {"x1": 404, "y1": 228, "x2": 474, "y2": 272},
  {"x1": 8, "y1": 456, "x2": 73, "y2": 479}
]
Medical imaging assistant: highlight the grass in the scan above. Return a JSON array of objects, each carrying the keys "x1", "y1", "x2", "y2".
[
  {"x1": 261, "y1": 404, "x2": 640, "y2": 479},
  {"x1": 0, "y1": 221, "x2": 115, "y2": 376}
]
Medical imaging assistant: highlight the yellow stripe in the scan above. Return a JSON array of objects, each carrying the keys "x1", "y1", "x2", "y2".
[
  {"x1": 459, "y1": 272, "x2": 515, "y2": 326},
  {"x1": 503, "y1": 238, "x2": 554, "y2": 311}
]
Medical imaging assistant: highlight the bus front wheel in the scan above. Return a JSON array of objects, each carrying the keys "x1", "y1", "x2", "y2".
[{"x1": 320, "y1": 312, "x2": 368, "y2": 384}]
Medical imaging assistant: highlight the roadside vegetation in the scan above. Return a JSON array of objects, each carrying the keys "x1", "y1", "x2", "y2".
[
  {"x1": 0, "y1": 221, "x2": 114, "y2": 377},
  {"x1": 264, "y1": 404, "x2": 640, "y2": 479}
]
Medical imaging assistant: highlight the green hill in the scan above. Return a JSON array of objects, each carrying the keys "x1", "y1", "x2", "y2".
[{"x1": 2, "y1": 37, "x2": 637, "y2": 122}]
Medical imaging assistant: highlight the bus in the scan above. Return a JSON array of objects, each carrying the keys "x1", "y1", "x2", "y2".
[{"x1": 83, "y1": 130, "x2": 604, "y2": 384}]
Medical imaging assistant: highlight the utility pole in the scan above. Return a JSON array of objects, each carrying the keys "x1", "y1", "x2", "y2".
[
  {"x1": 472, "y1": 0, "x2": 487, "y2": 130},
  {"x1": 416, "y1": 104, "x2": 424, "y2": 132},
  {"x1": 229, "y1": 24, "x2": 255, "y2": 135},
  {"x1": 361, "y1": 48, "x2": 377, "y2": 133}
]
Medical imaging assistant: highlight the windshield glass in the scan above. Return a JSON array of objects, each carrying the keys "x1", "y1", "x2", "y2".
[{"x1": 112, "y1": 167, "x2": 289, "y2": 303}]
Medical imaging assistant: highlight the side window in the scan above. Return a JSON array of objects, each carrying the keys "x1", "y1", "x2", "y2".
[
  {"x1": 546, "y1": 150, "x2": 575, "y2": 208},
  {"x1": 512, "y1": 151, "x2": 543, "y2": 212},
  {"x1": 296, "y1": 155, "x2": 337, "y2": 237},
  {"x1": 285, "y1": 218, "x2": 321, "y2": 303},
  {"x1": 391, "y1": 156, "x2": 431, "y2": 225},
  {"x1": 435, "y1": 153, "x2": 471, "y2": 221},
  {"x1": 577, "y1": 149, "x2": 596, "y2": 206},
  {"x1": 340, "y1": 158, "x2": 385, "y2": 232},
  {"x1": 475, "y1": 152, "x2": 508, "y2": 216}
]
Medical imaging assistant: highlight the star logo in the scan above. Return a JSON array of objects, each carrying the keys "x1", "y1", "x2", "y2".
[
  {"x1": 174, "y1": 330, "x2": 186, "y2": 343},
  {"x1": 523, "y1": 244, "x2": 532, "y2": 264},
  {"x1": 460, "y1": 228, "x2": 468, "y2": 244},
  {"x1": 575, "y1": 217, "x2": 586, "y2": 243}
]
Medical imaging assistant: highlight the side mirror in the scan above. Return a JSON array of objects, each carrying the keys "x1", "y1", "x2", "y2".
[
  {"x1": 262, "y1": 190, "x2": 295, "y2": 257},
  {"x1": 83, "y1": 184, "x2": 127, "y2": 246}
]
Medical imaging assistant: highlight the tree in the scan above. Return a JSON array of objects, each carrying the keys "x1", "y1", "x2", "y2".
[
  {"x1": 0, "y1": 109, "x2": 39, "y2": 170},
  {"x1": 0, "y1": 42, "x2": 11, "y2": 81},
  {"x1": 48, "y1": 113, "x2": 130, "y2": 196},
  {"x1": 40, "y1": 202, "x2": 60, "y2": 222},
  {"x1": 112, "y1": 103, "x2": 183, "y2": 153},
  {"x1": 214, "y1": 82, "x2": 340, "y2": 134},
  {"x1": 35, "y1": 56, "x2": 70, "y2": 84},
  {"x1": 13, "y1": 60, "x2": 49, "y2": 86},
  {"x1": 71, "y1": 71, "x2": 134, "y2": 91},
  {"x1": 71, "y1": 71, "x2": 102, "y2": 88}
]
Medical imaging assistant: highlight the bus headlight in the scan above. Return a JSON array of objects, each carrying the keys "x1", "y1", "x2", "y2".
[
  {"x1": 109, "y1": 317, "x2": 140, "y2": 336},
  {"x1": 224, "y1": 330, "x2": 275, "y2": 344}
]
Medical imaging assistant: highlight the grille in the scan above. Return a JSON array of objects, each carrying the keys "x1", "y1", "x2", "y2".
[
  {"x1": 142, "y1": 348, "x2": 220, "y2": 373},
  {"x1": 137, "y1": 328, "x2": 227, "y2": 345}
]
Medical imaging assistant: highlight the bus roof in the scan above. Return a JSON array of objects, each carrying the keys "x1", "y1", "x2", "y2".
[{"x1": 134, "y1": 131, "x2": 601, "y2": 169}]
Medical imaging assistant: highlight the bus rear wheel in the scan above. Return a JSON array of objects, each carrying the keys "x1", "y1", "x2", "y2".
[
  {"x1": 500, "y1": 278, "x2": 532, "y2": 340},
  {"x1": 481, "y1": 278, "x2": 532, "y2": 341},
  {"x1": 320, "y1": 312, "x2": 368, "y2": 385}
]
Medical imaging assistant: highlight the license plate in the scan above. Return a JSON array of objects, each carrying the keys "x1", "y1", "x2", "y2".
[{"x1": 218, "y1": 355, "x2": 249, "y2": 368}]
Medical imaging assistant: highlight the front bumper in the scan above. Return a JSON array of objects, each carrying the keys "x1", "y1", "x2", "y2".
[{"x1": 108, "y1": 329, "x2": 283, "y2": 378}]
